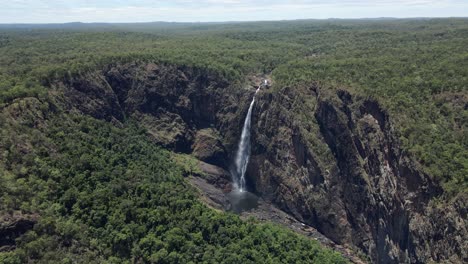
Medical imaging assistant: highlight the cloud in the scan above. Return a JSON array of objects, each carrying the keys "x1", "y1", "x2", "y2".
[{"x1": 0, "y1": 0, "x2": 467, "y2": 23}]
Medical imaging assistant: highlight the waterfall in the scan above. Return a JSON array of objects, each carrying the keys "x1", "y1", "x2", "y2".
[{"x1": 232, "y1": 87, "x2": 260, "y2": 192}]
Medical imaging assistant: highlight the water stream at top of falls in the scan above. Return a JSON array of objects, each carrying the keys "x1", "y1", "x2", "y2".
[{"x1": 232, "y1": 86, "x2": 261, "y2": 192}]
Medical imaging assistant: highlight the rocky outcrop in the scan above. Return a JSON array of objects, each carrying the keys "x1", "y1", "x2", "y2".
[
  {"x1": 50, "y1": 62, "x2": 251, "y2": 162},
  {"x1": 197, "y1": 160, "x2": 232, "y2": 192},
  {"x1": 0, "y1": 212, "x2": 38, "y2": 252},
  {"x1": 248, "y1": 84, "x2": 466, "y2": 263},
  {"x1": 192, "y1": 128, "x2": 227, "y2": 166},
  {"x1": 410, "y1": 194, "x2": 467, "y2": 263},
  {"x1": 188, "y1": 161, "x2": 367, "y2": 264},
  {"x1": 48, "y1": 62, "x2": 466, "y2": 263}
]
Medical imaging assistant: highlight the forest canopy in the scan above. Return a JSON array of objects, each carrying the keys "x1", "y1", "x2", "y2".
[
  {"x1": 0, "y1": 18, "x2": 467, "y2": 263},
  {"x1": 1, "y1": 18, "x2": 466, "y2": 193}
]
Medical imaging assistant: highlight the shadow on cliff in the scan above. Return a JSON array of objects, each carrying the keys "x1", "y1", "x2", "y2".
[
  {"x1": 50, "y1": 62, "x2": 258, "y2": 171},
  {"x1": 49, "y1": 62, "x2": 466, "y2": 264},
  {"x1": 248, "y1": 83, "x2": 466, "y2": 263}
]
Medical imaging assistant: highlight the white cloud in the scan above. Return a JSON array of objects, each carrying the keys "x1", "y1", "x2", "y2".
[{"x1": 0, "y1": 0, "x2": 466, "y2": 23}]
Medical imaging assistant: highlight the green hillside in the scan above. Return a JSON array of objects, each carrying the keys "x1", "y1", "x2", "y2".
[{"x1": 0, "y1": 18, "x2": 467, "y2": 263}]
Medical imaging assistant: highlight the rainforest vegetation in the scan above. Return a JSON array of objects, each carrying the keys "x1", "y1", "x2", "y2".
[
  {"x1": 0, "y1": 112, "x2": 345, "y2": 263},
  {"x1": 0, "y1": 18, "x2": 467, "y2": 263},
  {"x1": 1, "y1": 19, "x2": 466, "y2": 193}
]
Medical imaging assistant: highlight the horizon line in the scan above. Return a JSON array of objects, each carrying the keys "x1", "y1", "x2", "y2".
[{"x1": 1, "y1": 16, "x2": 467, "y2": 25}]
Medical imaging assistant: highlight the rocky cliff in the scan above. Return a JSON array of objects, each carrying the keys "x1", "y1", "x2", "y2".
[
  {"x1": 50, "y1": 62, "x2": 252, "y2": 160},
  {"x1": 50, "y1": 62, "x2": 466, "y2": 263},
  {"x1": 249, "y1": 84, "x2": 467, "y2": 263}
]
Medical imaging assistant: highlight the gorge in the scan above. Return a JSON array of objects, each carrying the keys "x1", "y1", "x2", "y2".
[
  {"x1": 40, "y1": 63, "x2": 465, "y2": 263},
  {"x1": 1, "y1": 19, "x2": 467, "y2": 264}
]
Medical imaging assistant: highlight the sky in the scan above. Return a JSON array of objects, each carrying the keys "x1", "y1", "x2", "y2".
[{"x1": 1, "y1": 0, "x2": 467, "y2": 23}]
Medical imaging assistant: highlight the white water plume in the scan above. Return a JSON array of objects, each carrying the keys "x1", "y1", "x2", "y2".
[{"x1": 232, "y1": 87, "x2": 260, "y2": 192}]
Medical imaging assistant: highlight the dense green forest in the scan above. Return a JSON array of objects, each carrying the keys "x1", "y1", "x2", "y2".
[
  {"x1": 0, "y1": 108, "x2": 345, "y2": 263},
  {"x1": 0, "y1": 19, "x2": 466, "y2": 194},
  {"x1": 0, "y1": 18, "x2": 467, "y2": 263}
]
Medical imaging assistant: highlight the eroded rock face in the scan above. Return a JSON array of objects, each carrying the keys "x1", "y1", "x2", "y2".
[
  {"x1": 192, "y1": 128, "x2": 227, "y2": 166},
  {"x1": 51, "y1": 62, "x2": 251, "y2": 164},
  {"x1": 410, "y1": 194, "x2": 467, "y2": 263},
  {"x1": 249, "y1": 85, "x2": 466, "y2": 263},
  {"x1": 50, "y1": 63, "x2": 466, "y2": 263},
  {"x1": 0, "y1": 213, "x2": 38, "y2": 252}
]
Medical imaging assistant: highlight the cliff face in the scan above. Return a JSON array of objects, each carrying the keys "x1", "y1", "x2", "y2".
[
  {"x1": 51, "y1": 63, "x2": 466, "y2": 263},
  {"x1": 50, "y1": 62, "x2": 251, "y2": 166},
  {"x1": 250, "y1": 85, "x2": 467, "y2": 263}
]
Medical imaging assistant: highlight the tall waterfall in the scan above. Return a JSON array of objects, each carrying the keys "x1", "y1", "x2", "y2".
[{"x1": 232, "y1": 87, "x2": 260, "y2": 192}]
